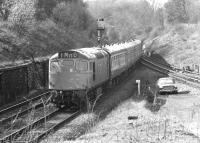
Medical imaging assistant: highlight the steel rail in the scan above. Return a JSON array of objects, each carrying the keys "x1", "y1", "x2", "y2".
[
  {"x1": 141, "y1": 58, "x2": 200, "y2": 88},
  {"x1": 28, "y1": 110, "x2": 81, "y2": 143},
  {"x1": 0, "y1": 103, "x2": 44, "y2": 125},
  {"x1": 142, "y1": 57, "x2": 200, "y2": 82},
  {"x1": 0, "y1": 91, "x2": 51, "y2": 116},
  {"x1": 0, "y1": 108, "x2": 59, "y2": 142},
  {"x1": 143, "y1": 56, "x2": 200, "y2": 81}
]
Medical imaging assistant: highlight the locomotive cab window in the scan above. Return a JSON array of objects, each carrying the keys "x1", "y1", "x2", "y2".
[
  {"x1": 61, "y1": 60, "x2": 74, "y2": 66},
  {"x1": 50, "y1": 61, "x2": 59, "y2": 72},
  {"x1": 62, "y1": 60, "x2": 74, "y2": 72},
  {"x1": 76, "y1": 60, "x2": 88, "y2": 71}
]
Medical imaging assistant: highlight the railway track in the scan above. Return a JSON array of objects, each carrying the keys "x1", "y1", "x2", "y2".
[
  {"x1": 0, "y1": 92, "x2": 54, "y2": 141},
  {"x1": 0, "y1": 102, "x2": 45, "y2": 125},
  {"x1": 0, "y1": 106, "x2": 80, "y2": 143},
  {"x1": 141, "y1": 56, "x2": 200, "y2": 88},
  {"x1": 0, "y1": 92, "x2": 52, "y2": 126},
  {"x1": 0, "y1": 92, "x2": 51, "y2": 116},
  {"x1": 0, "y1": 90, "x2": 82, "y2": 143},
  {"x1": 144, "y1": 56, "x2": 200, "y2": 81},
  {"x1": 27, "y1": 110, "x2": 80, "y2": 143}
]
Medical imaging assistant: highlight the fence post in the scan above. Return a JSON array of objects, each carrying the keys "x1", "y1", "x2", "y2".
[
  {"x1": 136, "y1": 80, "x2": 141, "y2": 96},
  {"x1": 153, "y1": 90, "x2": 157, "y2": 105},
  {"x1": 0, "y1": 72, "x2": 2, "y2": 105}
]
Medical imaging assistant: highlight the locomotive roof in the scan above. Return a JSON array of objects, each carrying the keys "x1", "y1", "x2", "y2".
[
  {"x1": 103, "y1": 40, "x2": 141, "y2": 53},
  {"x1": 50, "y1": 47, "x2": 108, "y2": 60}
]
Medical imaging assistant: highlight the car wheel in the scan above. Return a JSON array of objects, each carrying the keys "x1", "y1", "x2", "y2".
[{"x1": 174, "y1": 90, "x2": 178, "y2": 94}]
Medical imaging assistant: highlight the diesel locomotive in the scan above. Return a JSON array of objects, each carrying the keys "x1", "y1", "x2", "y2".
[{"x1": 49, "y1": 40, "x2": 143, "y2": 109}]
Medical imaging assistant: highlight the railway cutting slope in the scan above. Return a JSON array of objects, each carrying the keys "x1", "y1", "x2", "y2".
[{"x1": 146, "y1": 24, "x2": 200, "y2": 68}]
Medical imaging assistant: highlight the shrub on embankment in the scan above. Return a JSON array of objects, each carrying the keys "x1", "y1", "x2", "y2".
[{"x1": 147, "y1": 24, "x2": 200, "y2": 68}]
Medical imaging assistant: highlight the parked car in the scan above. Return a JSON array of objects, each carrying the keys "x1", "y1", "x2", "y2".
[{"x1": 156, "y1": 77, "x2": 178, "y2": 94}]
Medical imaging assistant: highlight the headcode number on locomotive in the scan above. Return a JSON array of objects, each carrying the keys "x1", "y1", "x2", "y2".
[{"x1": 59, "y1": 52, "x2": 78, "y2": 58}]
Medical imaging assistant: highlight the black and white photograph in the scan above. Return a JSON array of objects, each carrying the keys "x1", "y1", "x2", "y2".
[{"x1": 0, "y1": 0, "x2": 200, "y2": 142}]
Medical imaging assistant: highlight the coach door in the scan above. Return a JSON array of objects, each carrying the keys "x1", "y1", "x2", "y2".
[
  {"x1": 0, "y1": 72, "x2": 3, "y2": 105},
  {"x1": 93, "y1": 62, "x2": 95, "y2": 81}
]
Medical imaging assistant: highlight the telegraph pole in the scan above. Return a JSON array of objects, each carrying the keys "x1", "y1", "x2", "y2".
[{"x1": 97, "y1": 18, "x2": 105, "y2": 48}]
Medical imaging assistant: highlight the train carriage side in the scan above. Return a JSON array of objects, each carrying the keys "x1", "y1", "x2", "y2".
[
  {"x1": 126, "y1": 40, "x2": 142, "y2": 68},
  {"x1": 105, "y1": 48, "x2": 127, "y2": 79},
  {"x1": 103, "y1": 40, "x2": 142, "y2": 80}
]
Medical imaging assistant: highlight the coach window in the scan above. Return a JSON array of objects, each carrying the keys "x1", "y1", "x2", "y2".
[
  {"x1": 89, "y1": 62, "x2": 93, "y2": 71},
  {"x1": 76, "y1": 60, "x2": 88, "y2": 71},
  {"x1": 0, "y1": 73, "x2": 2, "y2": 94}
]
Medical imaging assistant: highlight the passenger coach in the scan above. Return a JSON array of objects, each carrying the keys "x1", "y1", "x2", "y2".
[{"x1": 103, "y1": 40, "x2": 142, "y2": 81}]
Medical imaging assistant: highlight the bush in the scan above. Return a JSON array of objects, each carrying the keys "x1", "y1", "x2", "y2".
[{"x1": 0, "y1": 0, "x2": 97, "y2": 62}]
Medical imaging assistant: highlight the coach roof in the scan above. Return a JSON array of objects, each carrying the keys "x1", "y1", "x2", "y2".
[
  {"x1": 74, "y1": 47, "x2": 108, "y2": 59},
  {"x1": 50, "y1": 47, "x2": 108, "y2": 60},
  {"x1": 103, "y1": 40, "x2": 141, "y2": 53}
]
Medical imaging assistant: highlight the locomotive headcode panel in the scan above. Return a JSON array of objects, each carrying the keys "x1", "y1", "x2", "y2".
[{"x1": 58, "y1": 51, "x2": 86, "y2": 59}]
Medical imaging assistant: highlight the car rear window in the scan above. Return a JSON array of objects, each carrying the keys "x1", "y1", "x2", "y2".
[{"x1": 159, "y1": 78, "x2": 174, "y2": 84}]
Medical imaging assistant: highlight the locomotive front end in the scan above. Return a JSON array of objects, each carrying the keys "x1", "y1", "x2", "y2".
[{"x1": 49, "y1": 51, "x2": 91, "y2": 107}]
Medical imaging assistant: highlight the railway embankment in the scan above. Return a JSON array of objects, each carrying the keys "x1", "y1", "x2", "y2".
[{"x1": 69, "y1": 68, "x2": 200, "y2": 143}]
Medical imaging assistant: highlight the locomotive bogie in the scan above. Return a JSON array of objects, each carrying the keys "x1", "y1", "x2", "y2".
[{"x1": 51, "y1": 90, "x2": 87, "y2": 108}]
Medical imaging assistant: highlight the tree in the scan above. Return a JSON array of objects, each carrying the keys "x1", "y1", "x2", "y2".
[
  {"x1": 52, "y1": 1, "x2": 97, "y2": 47},
  {"x1": 7, "y1": 0, "x2": 37, "y2": 37},
  {"x1": 35, "y1": 0, "x2": 57, "y2": 20},
  {"x1": 185, "y1": 0, "x2": 200, "y2": 23},
  {"x1": 0, "y1": 0, "x2": 15, "y2": 21},
  {"x1": 0, "y1": 0, "x2": 97, "y2": 63},
  {"x1": 164, "y1": 0, "x2": 189, "y2": 24}
]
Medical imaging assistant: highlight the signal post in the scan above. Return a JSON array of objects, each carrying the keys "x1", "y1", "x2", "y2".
[{"x1": 97, "y1": 18, "x2": 105, "y2": 48}]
